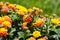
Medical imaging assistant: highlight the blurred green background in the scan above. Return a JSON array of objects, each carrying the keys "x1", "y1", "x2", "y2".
[{"x1": 0, "y1": 0, "x2": 60, "y2": 16}]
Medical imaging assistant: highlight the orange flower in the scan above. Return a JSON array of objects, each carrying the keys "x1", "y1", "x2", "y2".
[
  {"x1": 22, "y1": 22, "x2": 28, "y2": 27},
  {"x1": 0, "y1": 20, "x2": 2, "y2": 25},
  {"x1": 22, "y1": 22, "x2": 28, "y2": 29},
  {"x1": 8, "y1": 4, "x2": 15, "y2": 10},
  {"x1": 0, "y1": 28, "x2": 8, "y2": 37},
  {"x1": 3, "y1": 21, "x2": 11, "y2": 28},
  {"x1": 34, "y1": 18, "x2": 43, "y2": 27},
  {"x1": 23, "y1": 15, "x2": 32, "y2": 22},
  {"x1": 3, "y1": 16, "x2": 12, "y2": 23}
]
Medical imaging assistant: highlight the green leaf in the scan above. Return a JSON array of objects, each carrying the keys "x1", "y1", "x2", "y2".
[
  {"x1": 57, "y1": 35, "x2": 60, "y2": 37},
  {"x1": 0, "y1": 37, "x2": 2, "y2": 40},
  {"x1": 18, "y1": 32, "x2": 24, "y2": 38},
  {"x1": 34, "y1": 27, "x2": 41, "y2": 31},
  {"x1": 10, "y1": 28, "x2": 16, "y2": 33},
  {"x1": 10, "y1": 14, "x2": 18, "y2": 21},
  {"x1": 52, "y1": 29, "x2": 60, "y2": 35},
  {"x1": 26, "y1": 33, "x2": 32, "y2": 37},
  {"x1": 33, "y1": 15, "x2": 39, "y2": 21},
  {"x1": 55, "y1": 29, "x2": 60, "y2": 35},
  {"x1": 9, "y1": 28, "x2": 16, "y2": 36}
]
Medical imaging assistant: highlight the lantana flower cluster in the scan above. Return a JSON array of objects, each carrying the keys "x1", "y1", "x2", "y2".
[
  {"x1": 0, "y1": 2, "x2": 60, "y2": 40},
  {"x1": 0, "y1": 16, "x2": 12, "y2": 37}
]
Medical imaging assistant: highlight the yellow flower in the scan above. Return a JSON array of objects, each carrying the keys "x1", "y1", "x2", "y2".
[
  {"x1": 0, "y1": 28, "x2": 8, "y2": 37},
  {"x1": 37, "y1": 38, "x2": 43, "y2": 40},
  {"x1": 3, "y1": 21, "x2": 11, "y2": 28},
  {"x1": 17, "y1": 10, "x2": 25, "y2": 15},
  {"x1": 33, "y1": 31, "x2": 41, "y2": 38},
  {"x1": 33, "y1": 7, "x2": 39, "y2": 11},
  {"x1": 0, "y1": 28, "x2": 7, "y2": 33},
  {"x1": 3, "y1": 16, "x2": 9, "y2": 18},
  {"x1": 1, "y1": 17, "x2": 5, "y2": 21},
  {"x1": 36, "y1": 18, "x2": 42, "y2": 24},
  {"x1": 2, "y1": 16, "x2": 12, "y2": 23},
  {"x1": 1, "y1": 16, "x2": 9, "y2": 22},
  {"x1": 51, "y1": 18, "x2": 57, "y2": 24},
  {"x1": 27, "y1": 37, "x2": 36, "y2": 40},
  {"x1": 0, "y1": 2, "x2": 3, "y2": 6},
  {"x1": 51, "y1": 18, "x2": 60, "y2": 24},
  {"x1": 0, "y1": 17, "x2": 2, "y2": 21},
  {"x1": 28, "y1": 8, "x2": 33, "y2": 12},
  {"x1": 16, "y1": 5, "x2": 27, "y2": 13}
]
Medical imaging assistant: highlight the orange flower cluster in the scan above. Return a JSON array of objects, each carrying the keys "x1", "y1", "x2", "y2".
[
  {"x1": 0, "y1": 2, "x2": 59, "y2": 40},
  {"x1": 0, "y1": 16, "x2": 12, "y2": 28},
  {"x1": 0, "y1": 2, "x2": 27, "y2": 15},
  {"x1": 0, "y1": 16, "x2": 12, "y2": 37}
]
